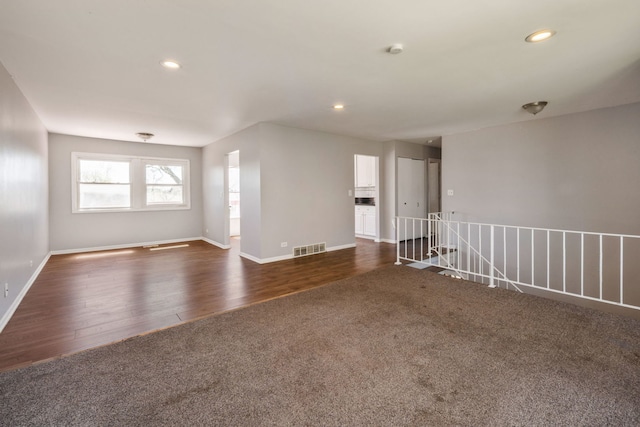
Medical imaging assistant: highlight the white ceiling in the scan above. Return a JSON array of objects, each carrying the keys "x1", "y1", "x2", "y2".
[{"x1": 1, "y1": 0, "x2": 639, "y2": 147}]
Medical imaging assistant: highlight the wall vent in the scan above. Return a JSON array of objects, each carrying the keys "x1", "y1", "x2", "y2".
[{"x1": 293, "y1": 242, "x2": 326, "y2": 258}]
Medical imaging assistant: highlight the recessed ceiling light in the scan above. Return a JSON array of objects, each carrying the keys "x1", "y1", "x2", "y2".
[
  {"x1": 160, "y1": 60, "x2": 181, "y2": 69},
  {"x1": 525, "y1": 29, "x2": 556, "y2": 43},
  {"x1": 333, "y1": 104, "x2": 345, "y2": 110},
  {"x1": 388, "y1": 44, "x2": 404, "y2": 54}
]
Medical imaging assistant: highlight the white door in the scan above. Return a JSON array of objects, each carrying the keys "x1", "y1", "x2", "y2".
[
  {"x1": 397, "y1": 157, "x2": 426, "y2": 240},
  {"x1": 428, "y1": 159, "x2": 441, "y2": 214}
]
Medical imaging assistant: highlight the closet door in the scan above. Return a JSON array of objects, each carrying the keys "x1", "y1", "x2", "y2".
[{"x1": 397, "y1": 157, "x2": 426, "y2": 239}]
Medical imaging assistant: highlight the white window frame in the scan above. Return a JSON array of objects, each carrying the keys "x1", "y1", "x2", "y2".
[{"x1": 72, "y1": 152, "x2": 191, "y2": 213}]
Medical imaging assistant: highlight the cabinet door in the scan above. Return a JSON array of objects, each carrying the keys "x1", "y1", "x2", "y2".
[
  {"x1": 355, "y1": 155, "x2": 375, "y2": 187},
  {"x1": 355, "y1": 208, "x2": 364, "y2": 234},
  {"x1": 363, "y1": 210, "x2": 376, "y2": 236}
]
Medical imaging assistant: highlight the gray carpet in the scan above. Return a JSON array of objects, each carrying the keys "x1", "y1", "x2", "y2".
[{"x1": 1, "y1": 265, "x2": 639, "y2": 426}]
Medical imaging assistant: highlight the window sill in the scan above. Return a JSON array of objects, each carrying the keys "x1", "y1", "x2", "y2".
[{"x1": 73, "y1": 206, "x2": 191, "y2": 214}]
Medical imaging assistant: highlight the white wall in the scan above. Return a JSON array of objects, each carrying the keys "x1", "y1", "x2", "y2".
[
  {"x1": 0, "y1": 62, "x2": 49, "y2": 329},
  {"x1": 442, "y1": 102, "x2": 640, "y2": 235},
  {"x1": 48, "y1": 133, "x2": 203, "y2": 251}
]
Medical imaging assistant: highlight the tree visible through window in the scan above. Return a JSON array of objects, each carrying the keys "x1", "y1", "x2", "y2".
[{"x1": 145, "y1": 164, "x2": 184, "y2": 205}]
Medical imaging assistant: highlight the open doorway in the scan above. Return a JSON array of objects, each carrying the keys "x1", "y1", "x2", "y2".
[
  {"x1": 228, "y1": 151, "x2": 240, "y2": 238},
  {"x1": 354, "y1": 154, "x2": 379, "y2": 240}
]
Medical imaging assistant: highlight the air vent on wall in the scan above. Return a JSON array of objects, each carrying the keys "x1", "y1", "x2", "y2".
[{"x1": 293, "y1": 242, "x2": 326, "y2": 258}]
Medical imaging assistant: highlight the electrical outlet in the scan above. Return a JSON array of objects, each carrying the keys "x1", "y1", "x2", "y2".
[
  {"x1": 4, "y1": 283, "x2": 8, "y2": 298},
  {"x1": 447, "y1": 189, "x2": 454, "y2": 196},
  {"x1": 281, "y1": 242, "x2": 288, "y2": 248},
  {"x1": 30, "y1": 260, "x2": 33, "y2": 267}
]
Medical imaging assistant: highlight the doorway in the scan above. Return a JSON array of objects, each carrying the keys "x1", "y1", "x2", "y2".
[
  {"x1": 227, "y1": 151, "x2": 240, "y2": 238},
  {"x1": 354, "y1": 154, "x2": 379, "y2": 240}
]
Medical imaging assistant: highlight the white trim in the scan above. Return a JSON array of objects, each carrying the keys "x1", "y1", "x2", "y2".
[
  {"x1": 327, "y1": 243, "x2": 357, "y2": 252},
  {"x1": 355, "y1": 234, "x2": 376, "y2": 241},
  {"x1": 201, "y1": 237, "x2": 231, "y2": 250},
  {"x1": 239, "y1": 252, "x2": 268, "y2": 264},
  {"x1": 50, "y1": 237, "x2": 202, "y2": 255},
  {"x1": 241, "y1": 252, "x2": 294, "y2": 264},
  {"x1": 0, "y1": 253, "x2": 51, "y2": 333},
  {"x1": 240, "y1": 243, "x2": 358, "y2": 264},
  {"x1": 380, "y1": 238, "x2": 397, "y2": 244}
]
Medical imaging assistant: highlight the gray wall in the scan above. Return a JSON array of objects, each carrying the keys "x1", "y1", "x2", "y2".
[
  {"x1": 202, "y1": 123, "x2": 385, "y2": 262},
  {"x1": 201, "y1": 124, "x2": 262, "y2": 257},
  {"x1": 0, "y1": 62, "x2": 49, "y2": 328},
  {"x1": 441, "y1": 102, "x2": 640, "y2": 317},
  {"x1": 49, "y1": 133, "x2": 203, "y2": 251},
  {"x1": 442, "y1": 102, "x2": 640, "y2": 235},
  {"x1": 259, "y1": 123, "x2": 384, "y2": 260},
  {"x1": 381, "y1": 140, "x2": 441, "y2": 242}
]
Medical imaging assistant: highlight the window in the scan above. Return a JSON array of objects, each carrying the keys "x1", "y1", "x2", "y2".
[
  {"x1": 77, "y1": 159, "x2": 131, "y2": 209},
  {"x1": 145, "y1": 162, "x2": 185, "y2": 206},
  {"x1": 72, "y1": 153, "x2": 190, "y2": 213}
]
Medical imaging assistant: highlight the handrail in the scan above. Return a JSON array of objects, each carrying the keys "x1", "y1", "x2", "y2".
[
  {"x1": 395, "y1": 214, "x2": 640, "y2": 312},
  {"x1": 438, "y1": 220, "x2": 522, "y2": 292}
]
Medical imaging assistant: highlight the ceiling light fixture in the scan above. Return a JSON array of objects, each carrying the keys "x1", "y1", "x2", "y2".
[
  {"x1": 136, "y1": 132, "x2": 155, "y2": 142},
  {"x1": 160, "y1": 60, "x2": 181, "y2": 69},
  {"x1": 522, "y1": 101, "x2": 548, "y2": 115},
  {"x1": 388, "y1": 44, "x2": 404, "y2": 54},
  {"x1": 333, "y1": 104, "x2": 345, "y2": 110},
  {"x1": 525, "y1": 29, "x2": 556, "y2": 43}
]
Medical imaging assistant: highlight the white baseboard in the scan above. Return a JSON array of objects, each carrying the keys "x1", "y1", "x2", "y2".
[
  {"x1": 0, "y1": 252, "x2": 51, "y2": 333},
  {"x1": 327, "y1": 243, "x2": 357, "y2": 252},
  {"x1": 380, "y1": 238, "x2": 397, "y2": 244},
  {"x1": 240, "y1": 242, "x2": 357, "y2": 265},
  {"x1": 50, "y1": 237, "x2": 203, "y2": 255},
  {"x1": 201, "y1": 237, "x2": 231, "y2": 250}
]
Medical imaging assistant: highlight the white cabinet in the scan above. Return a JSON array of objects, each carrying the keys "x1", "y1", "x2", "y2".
[
  {"x1": 363, "y1": 209, "x2": 376, "y2": 236},
  {"x1": 355, "y1": 205, "x2": 376, "y2": 237},
  {"x1": 355, "y1": 209, "x2": 363, "y2": 234},
  {"x1": 355, "y1": 155, "x2": 376, "y2": 188}
]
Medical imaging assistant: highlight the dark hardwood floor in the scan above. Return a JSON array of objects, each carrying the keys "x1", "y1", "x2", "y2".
[{"x1": 0, "y1": 238, "x2": 397, "y2": 372}]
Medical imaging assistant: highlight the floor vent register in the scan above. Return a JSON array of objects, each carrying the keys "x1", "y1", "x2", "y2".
[{"x1": 293, "y1": 242, "x2": 327, "y2": 258}]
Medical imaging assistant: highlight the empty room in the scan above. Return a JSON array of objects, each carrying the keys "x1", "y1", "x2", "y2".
[{"x1": 1, "y1": 1, "x2": 639, "y2": 425}]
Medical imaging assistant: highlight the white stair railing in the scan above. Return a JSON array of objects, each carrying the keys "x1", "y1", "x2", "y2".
[{"x1": 396, "y1": 214, "x2": 640, "y2": 312}]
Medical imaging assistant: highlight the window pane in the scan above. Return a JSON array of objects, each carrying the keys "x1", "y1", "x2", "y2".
[
  {"x1": 79, "y1": 160, "x2": 129, "y2": 183},
  {"x1": 146, "y1": 165, "x2": 183, "y2": 185},
  {"x1": 79, "y1": 184, "x2": 130, "y2": 208},
  {"x1": 147, "y1": 185, "x2": 184, "y2": 204}
]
